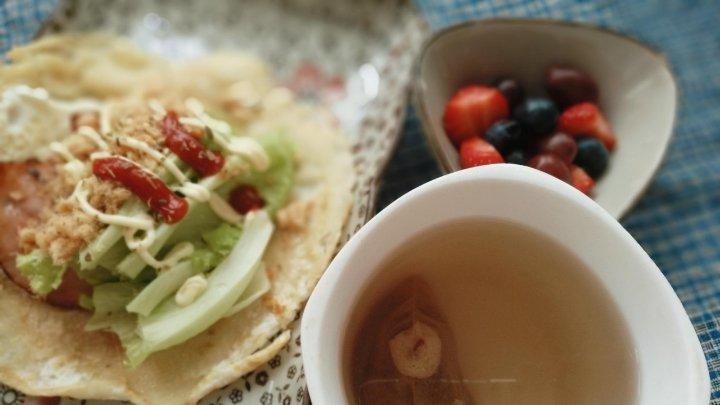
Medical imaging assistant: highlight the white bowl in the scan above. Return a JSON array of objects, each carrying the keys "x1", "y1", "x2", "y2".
[
  {"x1": 413, "y1": 18, "x2": 678, "y2": 219},
  {"x1": 301, "y1": 165, "x2": 708, "y2": 404}
]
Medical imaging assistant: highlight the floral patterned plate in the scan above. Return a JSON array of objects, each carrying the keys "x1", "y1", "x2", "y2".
[{"x1": 0, "y1": 0, "x2": 427, "y2": 403}]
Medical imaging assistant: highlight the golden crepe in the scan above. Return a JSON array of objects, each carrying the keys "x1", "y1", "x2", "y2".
[{"x1": 0, "y1": 34, "x2": 353, "y2": 404}]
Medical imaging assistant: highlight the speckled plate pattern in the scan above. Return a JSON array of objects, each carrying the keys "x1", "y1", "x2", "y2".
[{"x1": 0, "y1": 0, "x2": 427, "y2": 403}]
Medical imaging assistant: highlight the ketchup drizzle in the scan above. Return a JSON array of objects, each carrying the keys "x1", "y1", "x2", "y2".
[
  {"x1": 229, "y1": 185, "x2": 265, "y2": 215},
  {"x1": 92, "y1": 157, "x2": 188, "y2": 224},
  {"x1": 162, "y1": 111, "x2": 224, "y2": 177}
]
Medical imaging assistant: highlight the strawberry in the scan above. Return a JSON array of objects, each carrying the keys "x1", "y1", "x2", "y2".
[
  {"x1": 570, "y1": 164, "x2": 595, "y2": 195},
  {"x1": 459, "y1": 138, "x2": 504, "y2": 168},
  {"x1": 557, "y1": 102, "x2": 616, "y2": 150},
  {"x1": 442, "y1": 86, "x2": 509, "y2": 146}
]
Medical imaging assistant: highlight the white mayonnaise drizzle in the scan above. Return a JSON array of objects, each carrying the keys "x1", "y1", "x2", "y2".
[
  {"x1": 175, "y1": 182, "x2": 211, "y2": 202},
  {"x1": 137, "y1": 241, "x2": 195, "y2": 271},
  {"x1": 175, "y1": 274, "x2": 208, "y2": 307},
  {"x1": 49, "y1": 126, "x2": 109, "y2": 182},
  {"x1": 148, "y1": 99, "x2": 167, "y2": 119},
  {"x1": 99, "y1": 104, "x2": 112, "y2": 135},
  {"x1": 0, "y1": 85, "x2": 103, "y2": 161},
  {"x1": 78, "y1": 126, "x2": 110, "y2": 150},
  {"x1": 183, "y1": 98, "x2": 270, "y2": 171},
  {"x1": 64, "y1": 160, "x2": 89, "y2": 181},
  {"x1": 208, "y1": 193, "x2": 243, "y2": 224},
  {"x1": 48, "y1": 142, "x2": 76, "y2": 162},
  {"x1": 113, "y1": 136, "x2": 188, "y2": 182},
  {"x1": 74, "y1": 180, "x2": 154, "y2": 230},
  {"x1": 49, "y1": 142, "x2": 89, "y2": 182},
  {"x1": 123, "y1": 223, "x2": 156, "y2": 250}
]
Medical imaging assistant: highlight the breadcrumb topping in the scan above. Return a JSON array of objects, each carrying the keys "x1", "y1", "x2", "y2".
[{"x1": 18, "y1": 96, "x2": 189, "y2": 265}]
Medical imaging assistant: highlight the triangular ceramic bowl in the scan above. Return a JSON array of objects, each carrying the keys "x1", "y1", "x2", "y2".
[{"x1": 413, "y1": 18, "x2": 677, "y2": 219}]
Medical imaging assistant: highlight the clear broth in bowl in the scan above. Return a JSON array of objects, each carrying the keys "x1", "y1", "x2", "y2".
[{"x1": 343, "y1": 219, "x2": 637, "y2": 404}]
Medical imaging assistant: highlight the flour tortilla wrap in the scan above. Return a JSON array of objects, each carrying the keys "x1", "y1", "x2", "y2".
[{"x1": 0, "y1": 34, "x2": 353, "y2": 404}]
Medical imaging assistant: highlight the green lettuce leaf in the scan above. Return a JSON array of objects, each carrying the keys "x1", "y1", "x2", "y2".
[
  {"x1": 227, "y1": 132, "x2": 295, "y2": 217},
  {"x1": 15, "y1": 249, "x2": 66, "y2": 295},
  {"x1": 201, "y1": 223, "x2": 243, "y2": 256}
]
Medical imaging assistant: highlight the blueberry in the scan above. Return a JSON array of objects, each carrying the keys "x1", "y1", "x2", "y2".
[
  {"x1": 574, "y1": 137, "x2": 609, "y2": 179},
  {"x1": 505, "y1": 149, "x2": 528, "y2": 165},
  {"x1": 513, "y1": 97, "x2": 559, "y2": 137},
  {"x1": 493, "y1": 77, "x2": 525, "y2": 110},
  {"x1": 484, "y1": 120, "x2": 523, "y2": 154}
]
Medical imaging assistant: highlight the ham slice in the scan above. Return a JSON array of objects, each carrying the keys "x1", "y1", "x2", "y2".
[{"x1": 0, "y1": 160, "x2": 91, "y2": 309}]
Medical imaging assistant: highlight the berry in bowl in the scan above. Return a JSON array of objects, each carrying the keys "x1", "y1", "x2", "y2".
[
  {"x1": 414, "y1": 18, "x2": 677, "y2": 218},
  {"x1": 442, "y1": 66, "x2": 614, "y2": 195}
]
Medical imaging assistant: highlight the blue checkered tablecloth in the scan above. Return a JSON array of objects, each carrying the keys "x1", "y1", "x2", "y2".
[{"x1": 2, "y1": 0, "x2": 719, "y2": 402}]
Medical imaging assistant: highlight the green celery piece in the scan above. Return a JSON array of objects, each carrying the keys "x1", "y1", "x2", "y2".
[
  {"x1": 126, "y1": 261, "x2": 197, "y2": 317},
  {"x1": 76, "y1": 265, "x2": 118, "y2": 285},
  {"x1": 224, "y1": 265, "x2": 270, "y2": 318},
  {"x1": 78, "y1": 199, "x2": 144, "y2": 271},
  {"x1": 16, "y1": 249, "x2": 66, "y2": 295},
  {"x1": 93, "y1": 282, "x2": 142, "y2": 313},
  {"x1": 86, "y1": 311, "x2": 133, "y2": 332},
  {"x1": 130, "y1": 211, "x2": 273, "y2": 367},
  {"x1": 85, "y1": 282, "x2": 142, "y2": 331},
  {"x1": 97, "y1": 238, "x2": 130, "y2": 269}
]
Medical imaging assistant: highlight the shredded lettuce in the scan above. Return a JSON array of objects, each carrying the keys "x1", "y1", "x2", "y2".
[
  {"x1": 116, "y1": 189, "x2": 222, "y2": 279},
  {"x1": 189, "y1": 248, "x2": 221, "y2": 271},
  {"x1": 202, "y1": 223, "x2": 243, "y2": 256},
  {"x1": 230, "y1": 132, "x2": 295, "y2": 216},
  {"x1": 81, "y1": 130, "x2": 294, "y2": 367},
  {"x1": 15, "y1": 249, "x2": 66, "y2": 295}
]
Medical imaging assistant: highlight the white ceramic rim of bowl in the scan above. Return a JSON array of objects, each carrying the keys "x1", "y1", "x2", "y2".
[
  {"x1": 411, "y1": 17, "x2": 678, "y2": 220},
  {"x1": 301, "y1": 164, "x2": 709, "y2": 405}
]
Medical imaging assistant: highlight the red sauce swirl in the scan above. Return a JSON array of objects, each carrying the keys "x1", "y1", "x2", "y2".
[
  {"x1": 162, "y1": 111, "x2": 225, "y2": 177},
  {"x1": 92, "y1": 157, "x2": 188, "y2": 224}
]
